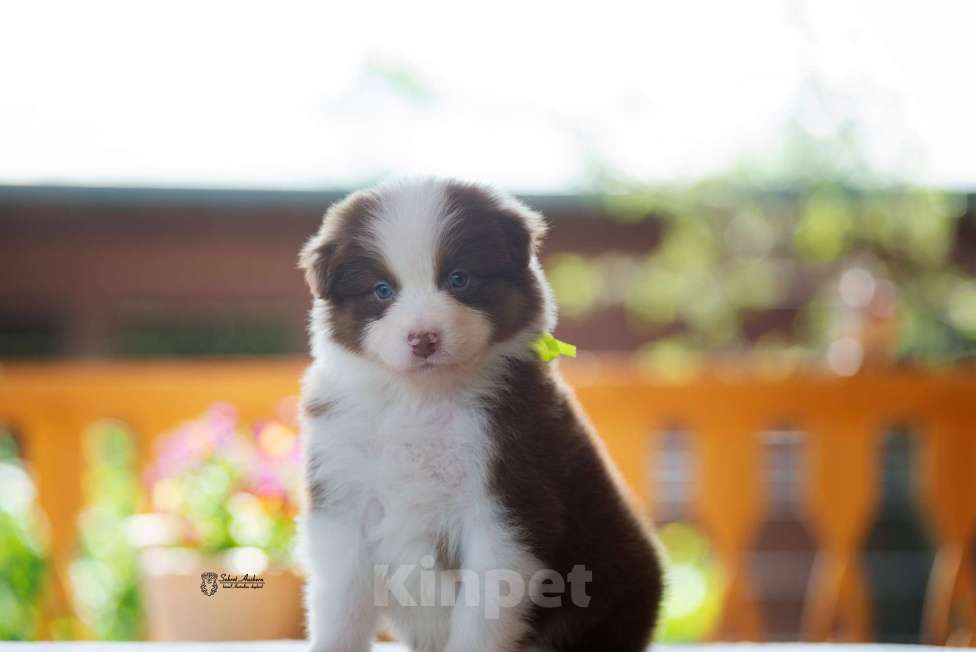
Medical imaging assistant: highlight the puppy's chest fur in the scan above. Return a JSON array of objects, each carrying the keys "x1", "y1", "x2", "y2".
[{"x1": 304, "y1": 379, "x2": 495, "y2": 563}]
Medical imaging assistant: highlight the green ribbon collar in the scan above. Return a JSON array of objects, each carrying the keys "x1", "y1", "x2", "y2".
[{"x1": 531, "y1": 332, "x2": 577, "y2": 362}]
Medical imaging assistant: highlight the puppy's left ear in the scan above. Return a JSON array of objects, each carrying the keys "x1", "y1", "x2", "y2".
[{"x1": 499, "y1": 200, "x2": 548, "y2": 271}]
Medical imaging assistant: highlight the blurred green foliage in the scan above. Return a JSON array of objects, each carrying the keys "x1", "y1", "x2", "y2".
[
  {"x1": 70, "y1": 421, "x2": 143, "y2": 640},
  {"x1": 549, "y1": 182, "x2": 973, "y2": 373},
  {"x1": 550, "y1": 116, "x2": 976, "y2": 373},
  {"x1": 115, "y1": 320, "x2": 293, "y2": 358},
  {"x1": 0, "y1": 429, "x2": 48, "y2": 640},
  {"x1": 656, "y1": 522, "x2": 724, "y2": 642}
]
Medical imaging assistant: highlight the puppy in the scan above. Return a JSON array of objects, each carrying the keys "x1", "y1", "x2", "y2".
[{"x1": 298, "y1": 178, "x2": 662, "y2": 652}]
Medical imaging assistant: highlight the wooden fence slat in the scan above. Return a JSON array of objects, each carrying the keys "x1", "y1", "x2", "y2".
[
  {"x1": 692, "y1": 414, "x2": 764, "y2": 641},
  {"x1": 802, "y1": 415, "x2": 879, "y2": 642},
  {"x1": 919, "y1": 416, "x2": 976, "y2": 646},
  {"x1": 20, "y1": 410, "x2": 85, "y2": 638}
]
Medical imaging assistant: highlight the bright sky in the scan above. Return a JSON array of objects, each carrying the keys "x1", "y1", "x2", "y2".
[{"x1": 1, "y1": 0, "x2": 973, "y2": 192}]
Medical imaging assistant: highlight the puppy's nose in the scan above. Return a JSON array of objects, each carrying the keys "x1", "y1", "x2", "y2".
[{"x1": 407, "y1": 330, "x2": 440, "y2": 358}]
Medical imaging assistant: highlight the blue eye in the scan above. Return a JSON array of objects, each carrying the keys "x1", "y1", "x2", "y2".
[
  {"x1": 448, "y1": 270, "x2": 469, "y2": 289},
  {"x1": 373, "y1": 282, "x2": 395, "y2": 300}
]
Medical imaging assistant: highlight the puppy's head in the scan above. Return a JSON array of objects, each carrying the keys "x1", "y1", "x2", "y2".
[{"x1": 299, "y1": 178, "x2": 554, "y2": 376}]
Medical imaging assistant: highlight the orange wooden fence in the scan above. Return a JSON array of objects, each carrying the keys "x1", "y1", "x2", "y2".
[{"x1": 0, "y1": 357, "x2": 973, "y2": 644}]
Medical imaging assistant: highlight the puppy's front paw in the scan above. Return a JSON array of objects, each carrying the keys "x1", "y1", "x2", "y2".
[
  {"x1": 305, "y1": 643, "x2": 369, "y2": 652},
  {"x1": 305, "y1": 641, "x2": 371, "y2": 652}
]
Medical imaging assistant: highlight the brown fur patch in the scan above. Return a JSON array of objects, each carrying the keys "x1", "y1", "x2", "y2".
[
  {"x1": 438, "y1": 181, "x2": 546, "y2": 343},
  {"x1": 307, "y1": 477, "x2": 329, "y2": 511},
  {"x1": 305, "y1": 450, "x2": 330, "y2": 511},
  {"x1": 298, "y1": 190, "x2": 398, "y2": 353},
  {"x1": 302, "y1": 397, "x2": 335, "y2": 419},
  {"x1": 435, "y1": 531, "x2": 460, "y2": 570},
  {"x1": 485, "y1": 358, "x2": 663, "y2": 652}
]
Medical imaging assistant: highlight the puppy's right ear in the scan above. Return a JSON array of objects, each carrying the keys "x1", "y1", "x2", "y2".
[
  {"x1": 298, "y1": 222, "x2": 337, "y2": 300},
  {"x1": 298, "y1": 191, "x2": 377, "y2": 299}
]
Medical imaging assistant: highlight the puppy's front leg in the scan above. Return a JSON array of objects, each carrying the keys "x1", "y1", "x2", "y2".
[
  {"x1": 444, "y1": 592, "x2": 530, "y2": 652},
  {"x1": 302, "y1": 510, "x2": 378, "y2": 652},
  {"x1": 443, "y1": 522, "x2": 535, "y2": 652}
]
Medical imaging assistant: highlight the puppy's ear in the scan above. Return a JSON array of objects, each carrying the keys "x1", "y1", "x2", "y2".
[
  {"x1": 498, "y1": 200, "x2": 548, "y2": 271},
  {"x1": 298, "y1": 226, "x2": 337, "y2": 299},
  {"x1": 299, "y1": 190, "x2": 379, "y2": 299},
  {"x1": 445, "y1": 181, "x2": 548, "y2": 273}
]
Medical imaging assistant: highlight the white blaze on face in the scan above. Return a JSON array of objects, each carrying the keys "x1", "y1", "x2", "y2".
[{"x1": 361, "y1": 180, "x2": 494, "y2": 374}]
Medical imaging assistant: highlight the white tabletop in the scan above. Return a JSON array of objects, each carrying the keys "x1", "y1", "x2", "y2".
[{"x1": 0, "y1": 643, "x2": 954, "y2": 652}]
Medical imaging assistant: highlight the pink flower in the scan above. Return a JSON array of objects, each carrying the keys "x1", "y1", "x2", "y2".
[{"x1": 250, "y1": 463, "x2": 286, "y2": 498}]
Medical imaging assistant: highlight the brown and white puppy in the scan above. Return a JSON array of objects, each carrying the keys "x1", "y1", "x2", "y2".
[{"x1": 298, "y1": 178, "x2": 662, "y2": 652}]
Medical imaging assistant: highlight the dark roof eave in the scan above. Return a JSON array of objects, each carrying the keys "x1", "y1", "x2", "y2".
[{"x1": 0, "y1": 184, "x2": 605, "y2": 215}]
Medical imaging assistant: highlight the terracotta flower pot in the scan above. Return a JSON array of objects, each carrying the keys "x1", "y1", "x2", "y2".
[{"x1": 139, "y1": 546, "x2": 304, "y2": 641}]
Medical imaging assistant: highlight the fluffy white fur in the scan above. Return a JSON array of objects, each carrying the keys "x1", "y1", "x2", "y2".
[{"x1": 300, "y1": 179, "x2": 556, "y2": 652}]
